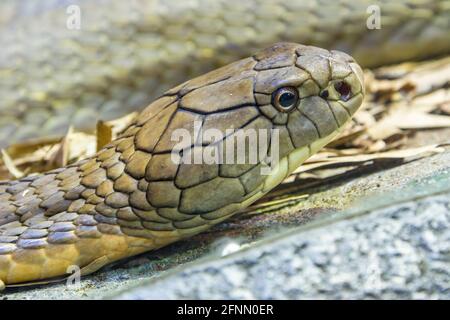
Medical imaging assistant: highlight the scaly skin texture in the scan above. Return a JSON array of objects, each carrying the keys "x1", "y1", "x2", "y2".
[
  {"x1": 0, "y1": 43, "x2": 364, "y2": 288},
  {"x1": 0, "y1": 0, "x2": 448, "y2": 147}
]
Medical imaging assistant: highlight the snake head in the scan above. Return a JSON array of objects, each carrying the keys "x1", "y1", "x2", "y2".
[
  {"x1": 252, "y1": 42, "x2": 365, "y2": 152},
  {"x1": 127, "y1": 42, "x2": 364, "y2": 218}
]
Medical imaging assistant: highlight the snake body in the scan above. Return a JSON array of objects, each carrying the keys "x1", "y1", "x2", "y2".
[
  {"x1": 0, "y1": 43, "x2": 364, "y2": 287},
  {"x1": 0, "y1": 0, "x2": 449, "y2": 147}
]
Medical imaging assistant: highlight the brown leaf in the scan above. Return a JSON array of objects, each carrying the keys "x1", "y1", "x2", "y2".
[
  {"x1": 1, "y1": 149, "x2": 24, "y2": 179},
  {"x1": 96, "y1": 121, "x2": 113, "y2": 151},
  {"x1": 292, "y1": 144, "x2": 444, "y2": 175}
]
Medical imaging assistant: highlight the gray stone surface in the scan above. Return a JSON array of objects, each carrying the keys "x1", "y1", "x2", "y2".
[{"x1": 113, "y1": 179, "x2": 450, "y2": 299}]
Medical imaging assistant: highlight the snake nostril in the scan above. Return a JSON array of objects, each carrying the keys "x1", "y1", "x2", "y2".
[
  {"x1": 319, "y1": 89, "x2": 329, "y2": 99},
  {"x1": 334, "y1": 81, "x2": 352, "y2": 101}
]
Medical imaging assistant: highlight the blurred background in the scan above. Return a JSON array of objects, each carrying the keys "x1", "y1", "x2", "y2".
[{"x1": 0, "y1": 0, "x2": 449, "y2": 147}]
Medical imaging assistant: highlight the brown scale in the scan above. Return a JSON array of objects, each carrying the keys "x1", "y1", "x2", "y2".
[{"x1": 0, "y1": 42, "x2": 365, "y2": 288}]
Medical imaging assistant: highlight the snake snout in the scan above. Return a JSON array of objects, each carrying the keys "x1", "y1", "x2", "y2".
[
  {"x1": 328, "y1": 51, "x2": 365, "y2": 115},
  {"x1": 252, "y1": 43, "x2": 365, "y2": 148}
]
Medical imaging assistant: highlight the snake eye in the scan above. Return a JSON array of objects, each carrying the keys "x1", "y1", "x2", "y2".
[
  {"x1": 272, "y1": 87, "x2": 299, "y2": 112},
  {"x1": 334, "y1": 81, "x2": 352, "y2": 101}
]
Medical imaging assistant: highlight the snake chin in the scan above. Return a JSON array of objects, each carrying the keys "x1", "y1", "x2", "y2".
[{"x1": 262, "y1": 121, "x2": 349, "y2": 194}]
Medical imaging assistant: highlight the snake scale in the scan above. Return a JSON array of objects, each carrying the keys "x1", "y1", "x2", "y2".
[
  {"x1": 0, "y1": 42, "x2": 364, "y2": 288},
  {"x1": 0, "y1": 0, "x2": 449, "y2": 147}
]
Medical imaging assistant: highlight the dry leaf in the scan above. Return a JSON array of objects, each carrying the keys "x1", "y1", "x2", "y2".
[
  {"x1": 96, "y1": 121, "x2": 113, "y2": 151},
  {"x1": 1, "y1": 149, "x2": 24, "y2": 179},
  {"x1": 395, "y1": 111, "x2": 450, "y2": 129},
  {"x1": 441, "y1": 101, "x2": 450, "y2": 115},
  {"x1": 293, "y1": 144, "x2": 444, "y2": 175}
]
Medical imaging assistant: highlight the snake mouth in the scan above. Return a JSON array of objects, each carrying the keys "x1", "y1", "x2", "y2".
[{"x1": 261, "y1": 120, "x2": 348, "y2": 193}]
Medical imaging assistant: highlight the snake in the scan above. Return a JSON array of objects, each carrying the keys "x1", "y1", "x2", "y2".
[
  {"x1": 0, "y1": 42, "x2": 365, "y2": 288},
  {"x1": 0, "y1": 0, "x2": 449, "y2": 289},
  {"x1": 0, "y1": 0, "x2": 449, "y2": 148}
]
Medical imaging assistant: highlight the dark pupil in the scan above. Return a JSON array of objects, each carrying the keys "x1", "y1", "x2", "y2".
[
  {"x1": 334, "y1": 81, "x2": 352, "y2": 101},
  {"x1": 279, "y1": 91, "x2": 296, "y2": 108}
]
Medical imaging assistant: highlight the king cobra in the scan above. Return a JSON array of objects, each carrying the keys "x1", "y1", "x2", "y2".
[{"x1": 0, "y1": 42, "x2": 364, "y2": 288}]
